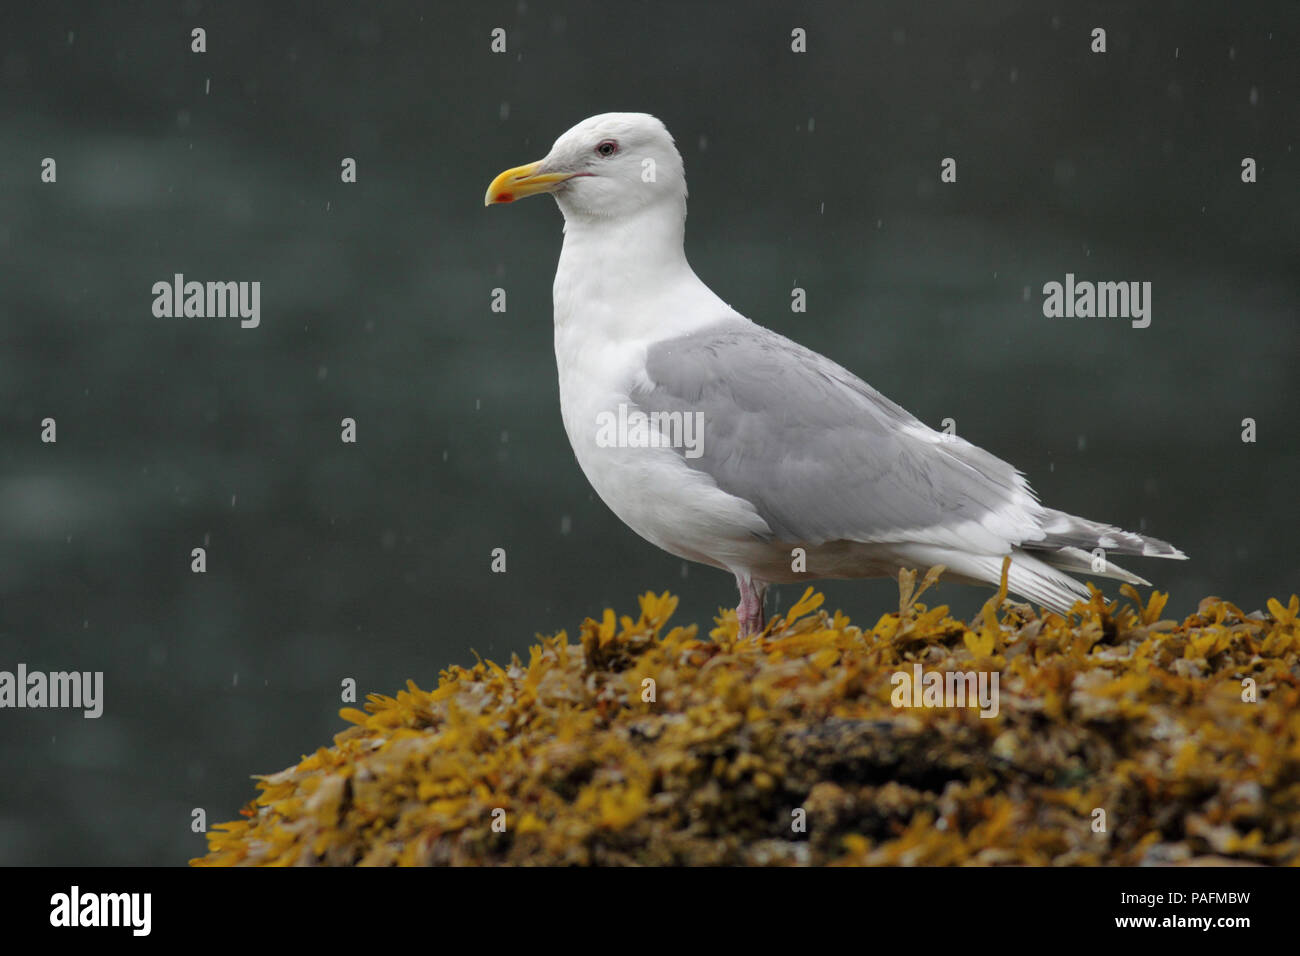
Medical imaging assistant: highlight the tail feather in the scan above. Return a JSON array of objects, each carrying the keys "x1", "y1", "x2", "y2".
[
  {"x1": 891, "y1": 510, "x2": 1187, "y2": 615},
  {"x1": 1032, "y1": 545, "x2": 1151, "y2": 586},
  {"x1": 1032, "y1": 509, "x2": 1187, "y2": 560},
  {"x1": 989, "y1": 549, "x2": 1091, "y2": 615},
  {"x1": 895, "y1": 545, "x2": 1091, "y2": 615}
]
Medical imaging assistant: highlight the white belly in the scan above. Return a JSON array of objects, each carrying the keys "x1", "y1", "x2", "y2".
[{"x1": 554, "y1": 332, "x2": 770, "y2": 573}]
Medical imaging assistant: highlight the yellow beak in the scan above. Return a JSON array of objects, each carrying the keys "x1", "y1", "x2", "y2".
[{"x1": 483, "y1": 160, "x2": 574, "y2": 206}]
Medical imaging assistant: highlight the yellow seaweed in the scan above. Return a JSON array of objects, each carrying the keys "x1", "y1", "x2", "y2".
[{"x1": 193, "y1": 580, "x2": 1300, "y2": 867}]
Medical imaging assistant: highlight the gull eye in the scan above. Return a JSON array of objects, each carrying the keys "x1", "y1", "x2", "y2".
[{"x1": 595, "y1": 139, "x2": 618, "y2": 157}]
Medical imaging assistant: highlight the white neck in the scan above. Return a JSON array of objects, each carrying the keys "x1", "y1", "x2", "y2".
[{"x1": 552, "y1": 197, "x2": 738, "y2": 345}]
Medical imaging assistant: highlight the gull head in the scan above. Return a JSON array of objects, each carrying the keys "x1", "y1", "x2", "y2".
[{"x1": 484, "y1": 112, "x2": 686, "y2": 221}]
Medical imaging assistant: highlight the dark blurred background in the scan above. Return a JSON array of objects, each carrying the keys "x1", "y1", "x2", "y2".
[{"x1": 1, "y1": 0, "x2": 1296, "y2": 864}]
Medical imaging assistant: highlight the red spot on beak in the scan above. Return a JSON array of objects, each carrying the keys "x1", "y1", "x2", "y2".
[{"x1": 495, "y1": 193, "x2": 513, "y2": 203}]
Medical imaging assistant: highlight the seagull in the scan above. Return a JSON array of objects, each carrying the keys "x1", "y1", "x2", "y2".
[{"x1": 485, "y1": 112, "x2": 1186, "y2": 637}]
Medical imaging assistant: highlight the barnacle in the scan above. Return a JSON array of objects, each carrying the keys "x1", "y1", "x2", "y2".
[{"x1": 193, "y1": 580, "x2": 1300, "y2": 866}]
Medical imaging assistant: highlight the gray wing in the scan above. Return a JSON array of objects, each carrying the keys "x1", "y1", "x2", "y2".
[{"x1": 632, "y1": 320, "x2": 1042, "y2": 551}]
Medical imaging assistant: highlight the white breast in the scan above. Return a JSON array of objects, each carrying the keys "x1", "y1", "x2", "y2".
[{"x1": 551, "y1": 249, "x2": 772, "y2": 573}]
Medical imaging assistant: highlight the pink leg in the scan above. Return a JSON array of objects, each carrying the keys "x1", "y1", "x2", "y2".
[{"x1": 735, "y1": 574, "x2": 768, "y2": 638}]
